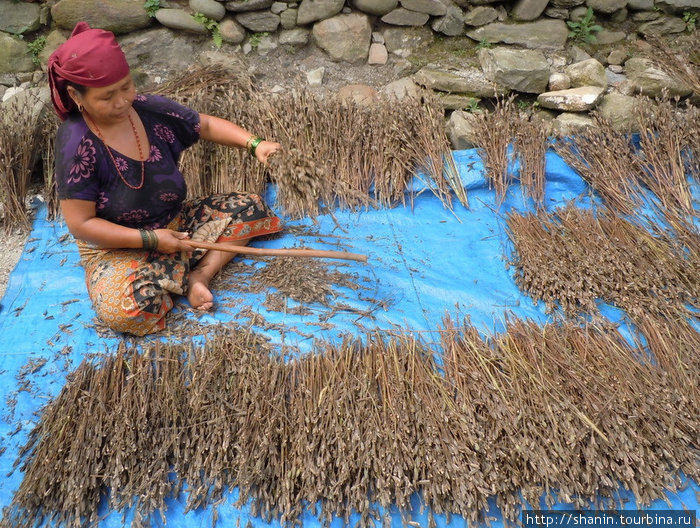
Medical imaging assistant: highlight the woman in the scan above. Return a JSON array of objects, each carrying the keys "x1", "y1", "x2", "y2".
[{"x1": 49, "y1": 21, "x2": 283, "y2": 336}]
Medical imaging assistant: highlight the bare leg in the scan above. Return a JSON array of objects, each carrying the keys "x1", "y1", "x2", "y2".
[{"x1": 187, "y1": 238, "x2": 251, "y2": 310}]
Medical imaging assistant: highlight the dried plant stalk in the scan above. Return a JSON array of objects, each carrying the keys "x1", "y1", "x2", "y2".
[
  {"x1": 506, "y1": 205, "x2": 698, "y2": 317},
  {"x1": 553, "y1": 116, "x2": 643, "y2": 215},
  {"x1": 0, "y1": 95, "x2": 44, "y2": 229},
  {"x1": 514, "y1": 117, "x2": 548, "y2": 208},
  {"x1": 471, "y1": 97, "x2": 520, "y2": 204},
  {"x1": 634, "y1": 100, "x2": 696, "y2": 216},
  {"x1": 7, "y1": 316, "x2": 698, "y2": 528}
]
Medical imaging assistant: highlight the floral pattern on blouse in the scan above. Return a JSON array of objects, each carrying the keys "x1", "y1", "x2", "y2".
[
  {"x1": 55, "y1": 94, "x2": 201, "y2": 229},
  {"x1": 68, "y1": 137, "x2": 97, "y2": 184}
]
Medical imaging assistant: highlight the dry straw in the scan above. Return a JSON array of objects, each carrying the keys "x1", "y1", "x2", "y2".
[
  {"x1": 471, "y1": 97, "x2": 549, "y2": 207},
  {"x1": 0, "y1": 95, "x2": 45, "y2": 229},
  {"x1": 151, "y1": 64, "x2": 463, "y2": 218},
  {"x1": 5, "y1": 316, "x2": 698, "y2": 527},
  {"x1": 506, "y1": 204, "x2": 698, "y2": 317}
]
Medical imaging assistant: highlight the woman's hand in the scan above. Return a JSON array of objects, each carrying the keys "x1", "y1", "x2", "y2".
[
  {"x1": 153, "y1": 229, "x2": 193, "y2": 254},
  {"x1": 254, "y1": 140, "x2": 280, "y2": 166}
]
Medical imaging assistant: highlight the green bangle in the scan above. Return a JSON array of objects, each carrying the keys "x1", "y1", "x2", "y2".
[
  {"x1": 139, "y1": 229, "x2": 158, "y2": 250},
  {"x1": 248, "y1": 136, "x2": 263, "y2": 157}
]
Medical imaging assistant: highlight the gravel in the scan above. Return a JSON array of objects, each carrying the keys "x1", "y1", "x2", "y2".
[{"x1": 0, "y1": 227, "x2": 29, "y2": 303}]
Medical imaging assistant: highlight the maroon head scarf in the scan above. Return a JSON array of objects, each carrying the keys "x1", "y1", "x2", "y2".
[{"x1": 48, "y1": 21, "x2": 130, "y2": 120}]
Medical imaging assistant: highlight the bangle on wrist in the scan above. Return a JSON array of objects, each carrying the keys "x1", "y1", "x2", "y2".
[
  {"x1": 139, "y1": 229, "x2": 158, "y2": 251},
  {"x1": 245, "y1": 135, "x2": 256, "y2": 150},
  {"x1": 248, "y1": 136, "x2": 264, "y2": 157}
]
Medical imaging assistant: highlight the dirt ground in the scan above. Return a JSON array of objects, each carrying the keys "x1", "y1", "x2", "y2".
[{"x1": 0, "y1": 227, "x2": 29, "y2": 302}]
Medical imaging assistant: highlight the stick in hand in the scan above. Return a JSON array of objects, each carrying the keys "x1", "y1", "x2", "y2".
[{"x1": 183, "y1": 240, "x2": 368, "y2": 263}]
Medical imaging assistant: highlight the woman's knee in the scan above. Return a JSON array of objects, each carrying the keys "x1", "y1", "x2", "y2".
[{"x1": 92, "y1": 293, "x2": 173, "y2": 336}]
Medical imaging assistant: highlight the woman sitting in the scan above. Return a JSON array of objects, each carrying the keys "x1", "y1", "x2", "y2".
[{"x1": 49, "y1": 21, "x2": 283, "y2": 336}]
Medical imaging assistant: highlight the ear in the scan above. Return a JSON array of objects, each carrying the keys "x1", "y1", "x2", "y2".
[{"x1": 66, "y1": 85, "x2": 82, "y2": 107}]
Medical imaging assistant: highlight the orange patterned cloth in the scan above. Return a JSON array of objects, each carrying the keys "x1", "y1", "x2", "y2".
[{"x1": 77, "y1": 192, "x2": 282, "y2": 336}]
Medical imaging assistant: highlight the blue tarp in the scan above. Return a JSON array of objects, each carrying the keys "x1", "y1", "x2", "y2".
[{"x1": 0, "y1": 148, "x2": 697, "y2": 526}]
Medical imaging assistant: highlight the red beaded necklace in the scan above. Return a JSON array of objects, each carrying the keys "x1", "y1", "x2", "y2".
[{"x1": 84, "y1": 110, "x2": 145, "y2": 190}]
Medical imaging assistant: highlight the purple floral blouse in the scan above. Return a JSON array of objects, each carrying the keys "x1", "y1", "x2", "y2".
[{"x1": 55, "y1": 94, "x2": 201, "y2": 229}]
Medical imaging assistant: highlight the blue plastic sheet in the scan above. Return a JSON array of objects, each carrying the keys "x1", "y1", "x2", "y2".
[{"x1": 0, "y1": 147, "x2": 697, "y2": 526}]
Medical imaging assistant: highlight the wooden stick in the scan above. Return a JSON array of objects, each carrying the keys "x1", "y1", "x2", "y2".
[{"x1": 184, "y1": 240, "x2": 368, "y2": 263}]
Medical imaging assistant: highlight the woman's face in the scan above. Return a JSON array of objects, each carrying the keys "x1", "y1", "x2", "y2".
[{"x1": 70, "y1": 74, "x2": 136, "y2": 124}]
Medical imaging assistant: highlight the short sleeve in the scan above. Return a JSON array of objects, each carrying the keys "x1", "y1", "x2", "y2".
[
  {"x1": 54, "y1": 118, "x2": 102, "y2": 202},
  {"x1": 135, "y1": 94, "x2": 200, "y2": 153}
]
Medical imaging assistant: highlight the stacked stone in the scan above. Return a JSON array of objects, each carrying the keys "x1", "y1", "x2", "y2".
[{"x1": 0, "y1": 0, "x2": 698, "y2": 138}]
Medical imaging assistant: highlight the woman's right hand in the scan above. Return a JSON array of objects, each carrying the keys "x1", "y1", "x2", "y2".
[{"x1": 153, "y1": 229, "x2": 193, "y2": 254}]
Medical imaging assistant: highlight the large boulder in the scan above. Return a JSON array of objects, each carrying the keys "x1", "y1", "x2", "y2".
[
  {"x1": 586, "y1": 0, "x2": 627, "y2": 13},
  {"x1": 38, "y1": 30, "x2": 69, "y2": 71},
  {"x1": 401, "y1": 0, "x2": 448, "y2": 15},
  {"x1": 312, "y1": 13, "x2": 372, "y2": 63},
  {"x1": 0, "y1": 0, "x2": 42, "y2": 35},
  {"x1": 625, "y1": 57, "x2": 693, "y2": 98},
  {"x1": 655, "y1": 0, "x2": 700, "y2": 13},
  {"x1": 296, "y1": 0, "x2": 345, "y2": 25},
  {"x1": 225, "y1": 0, "x2": 275, "y2": 12},
  {"x1": 51, "y1": 0, "x2": 152, "y2": 34},
  {"x1": 155, "y1": 9, "x2": 209, "y2": 33},
  {"x1": 219, "y1": 17, "x2": 247, "y2": 43},
  {"x1": 552, "y1": 112, "x2": 595, "y2": 136},
  {"x1": 352, "y1": 0, "x2": 398, "y2": 15},
  {"x1": 511, "y1": 0, "x2": 550, "y2": 21},
  {"x1": 413, "y1": 67, "x2": 508, "y2": 97},
  {"x1": 466, "y1": 19, "x2": 569, "y2": 49},
  {"x1": 596, "y1": 93, "x2": 641, "y2": 132},
  {"x1": 381, "y1": 77, "x2": 422, "y2": 100},
  {"x1": 637, "y1": 15, "x2": 687, "y2": 35},
  {"x1": 381, "y1": 8, "x2": 431, "y2": 25},
  {"x1": 464, "y1": 6, "x2": 499, "y2": 26},
  {"x1": 382, "y1": 26, "x2": 434, "y2": 53},
  {"x1": 235, "y1": 11, "x2": 281, "y2": 31},
  {"x1": 119, "y1": 28, "x2": 203, "y2": 81},
  {"x1": 537, "y1": 86, "x2": 605, "y2": 111},
  {"x1": 431, "y1": 5, "x2": 466, "y2": 36},
  {"x1": 478, "y1": 47, "x2": 550, "y2": 93},
  {"x1": 0, "y1": 34, "x2": 35, "y2": 74},
  {"x1": 190, "y1": 0, "x2": 226, "y2": 21},
  {"x1": 446, "y1": 109, "x2": 480, "y2": 150},
  {"x1": 565, "y1": 58, "x2": 607, "y2": 88}
]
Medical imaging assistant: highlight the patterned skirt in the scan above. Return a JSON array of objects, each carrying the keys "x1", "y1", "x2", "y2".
[{"x1": 77, "y1": 192, "x2": 282, "y2": 336}]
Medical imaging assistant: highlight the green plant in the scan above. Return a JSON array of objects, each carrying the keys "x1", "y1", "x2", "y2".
[
  {"x1": 465, "y1": 98, "x2": 481, "y2": 113},
  {"x1": 476, "y1": 38, "x2": 493, "y2": 50},
  {"x1": 193, "y1": 12, "x2": 222, "y2": 48},
  {"x1": 567, "y1": 7, "x2": 603, "y2": 44},
  {"x1": 682, "y1": 11, "x2": 697, "y2": 32},
  {"x1": 27, "y1": 35, "x2": 46, "y2": 65},
  {"x1": 248, "y1": 32, "x2": 269, "y2": 50},
  {"x1": 143, "y1": 0, "x2": 160, "y2": 17}
]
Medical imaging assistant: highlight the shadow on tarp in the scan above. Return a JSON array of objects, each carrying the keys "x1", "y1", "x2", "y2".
[{"x1": 0, "y1": 148, "x2": 697, "y2": 526}]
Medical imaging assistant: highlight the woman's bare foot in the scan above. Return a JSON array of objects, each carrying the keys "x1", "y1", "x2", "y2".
[{"x1": 187, "y1": 269, "x2": 214, "y2": 310}]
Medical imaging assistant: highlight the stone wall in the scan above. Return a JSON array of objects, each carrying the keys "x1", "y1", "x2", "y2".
[{"x1": 0, "y1": 0, "x2": 698, "y2": 141}]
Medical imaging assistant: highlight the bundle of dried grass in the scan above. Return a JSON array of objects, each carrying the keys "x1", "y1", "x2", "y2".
[
  {"x1": 6, "y1": 316, "x2": 698, "y2": 528},
  {"x1": 0, "y1": 95, "x2": 44, "y2": 229},
  {"x1": 645, "y1": 34, "x2": 700, "y2": 96},
  {"x1": 514, "y1": 117, "x2": 548, "y2": 208},
  {"x1": 634, "y1": 100, "x2": 696, "y2": 216},
  {"x1": 39, "y1": 111, "x2": 62, "y2": 220},
  {"x1": 506, "y1": 205, "x2": 698, "y2": 316},
  {"x1": 151, "y1": 66, "x2": 462, "y2": 218},
  {"x1": 470, "y1": 98, "x2": 519, "y2": 204},
  {"x1": 553, "y1": 116, "x2": 643, "y2": 216},
  {"x1": 470, "y1": 99, "x2": 549, "y2": 206}
]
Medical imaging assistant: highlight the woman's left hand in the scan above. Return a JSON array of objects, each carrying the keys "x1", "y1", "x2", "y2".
[{"x1": 254, "y1": 140, "x2": 281, "y2": 166}]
